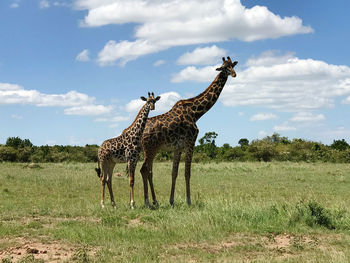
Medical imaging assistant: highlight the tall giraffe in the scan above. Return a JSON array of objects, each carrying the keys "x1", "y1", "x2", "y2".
[
  {"x1": 140, "y1": 57, "x2": 238, "y2": 206},
  {"x1": 96, "y1": 92, "x2": 160, "y2": 208}
]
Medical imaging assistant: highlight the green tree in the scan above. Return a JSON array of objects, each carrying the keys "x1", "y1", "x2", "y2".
[
  {"x1": 198, "y1": 132, "x2": 218, "y2": 145},
  {"x1": 331, "y1": 139, "x2": 349, "y2": 151},
  {"x1": 238, "y1": 138, "x2": 249, "y2": 147},
  {"x1": 6, "y1": 137, "x2": 23, "y2": 148},
  {"x1": 197, "y1": 132, "x2": 218, "y2": 159},
  {"x1": 5, "y1": 137, "x2": 33, "y2": 148}
]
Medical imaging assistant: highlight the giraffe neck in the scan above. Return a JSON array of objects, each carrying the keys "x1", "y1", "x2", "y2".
[
  {"x1": 123, "y1": 103, "x2": 150, "y2": 138},
  {"x1": 176, "y1": 71, "x2": 228, "y2": 122}
]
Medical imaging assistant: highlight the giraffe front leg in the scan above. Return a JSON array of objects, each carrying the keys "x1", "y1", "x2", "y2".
[
  {"x1": 169, "y1": 151, "x2": 181, "y2": 206},
  {"x1": 128, "y1": 161, "x2": 137, "y2": 209},
  {"x1": 184, "y1": 146, "x2": 195, "y2": 206}
]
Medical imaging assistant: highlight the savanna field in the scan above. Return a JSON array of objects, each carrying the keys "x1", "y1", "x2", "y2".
[{"x1": 0, "y1": 162, "x2": 350, "y2": 262}]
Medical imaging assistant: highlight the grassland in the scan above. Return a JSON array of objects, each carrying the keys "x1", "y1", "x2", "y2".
[{"x1": 0, "y1": 162, "x2": 350, "y2": 262}]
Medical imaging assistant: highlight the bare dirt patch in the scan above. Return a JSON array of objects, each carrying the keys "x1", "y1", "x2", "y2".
[
  {"x1": 161, "y1": 233, "x2": 342, "y2": 262},
  {"x1": 0, "y1": 237, "x2": 95, "y2": 263},
  {"x1": 10, "y1": 215, "x2": 101, "y2": 226}
]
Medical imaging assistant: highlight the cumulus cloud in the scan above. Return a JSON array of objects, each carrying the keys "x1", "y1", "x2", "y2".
[
  {"x1": 75, "y1": 0, "x2": 312, "y2": 65},
  {"x1": 95, "y1": 116, "x2": 130, "y2": 122},
  {"x1": 171, "y1": 65, "x2": 218, "y2": 83},
  {"x1": 177, "y1": 46, "x2": 226, "y2": 66},
  {"x1": 153, "y1": 60, "x2": 166, "y2": 67},
  {"x1": 76, "y1": 49, "x2": 90, "y2": 62},
  {"x1": 290, "y1": 112, "x2": 325, "y2": 122},
  {"x1": 39, "y1": 0, "x2": 50, "y2": 8},
  {"x1": 10, "y1": 1, "x2": 20, "y2": 8},
  {"x1": 125, "y1": 91, "x2": 181, "y2": 114},
  {"x1": 11, "y1": 114, "x2": 23, "y2": 119},
  {"x1": 245, "y1": 50, "x2": 295, "y2": 67},
  {"x1": 0, "y1": 82, "x2": 113, "y2": 116},
  {"x1": 274, "y1": 125, "x2": 297, "y2": 132},
  {"x1": 216, "y1": 51, "x2": 350, "y2": 112},
  {"x1": 98, "y1": 40, "x2": 166, "y2": 66},
  {"x1": 258, "y1": 130, "x2": 267, "y2": 138},
  {"x1": 250, "y1": 113, "x2": 277, "y2": 121},
  {"x1": 64, "y1": 105, "x2": 113, "y2": 115},
  {"x1": 171, "y1": 50, "x2": 350, "y2": 118}
]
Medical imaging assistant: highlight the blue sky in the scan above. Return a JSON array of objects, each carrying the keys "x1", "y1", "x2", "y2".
[{"x1": 1, "y1": 0, "x2": 349, "y2": 146}]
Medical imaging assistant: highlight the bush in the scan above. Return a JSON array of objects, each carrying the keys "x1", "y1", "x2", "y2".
[
  {"x1": 249, "y1": 140, "x2": 277, "y2": 162},
  {"x1": 0, "y1": 146, "x2": 18, "y2": 162},
  {"x1": 290, "y1": 201, "x2": 337, "y2": 230}
]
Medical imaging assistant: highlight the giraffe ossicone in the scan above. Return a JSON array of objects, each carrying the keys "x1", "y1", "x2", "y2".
[{"x1": 96, "y1": 92, "x2": 160, "y2": 208}]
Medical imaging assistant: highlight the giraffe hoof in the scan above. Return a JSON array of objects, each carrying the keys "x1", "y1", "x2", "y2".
[
  {"x1": 130, "y1": 201, "x2": 135, "y2": 209},
  {"x1": 153, "y1": 200, "x2": 159, "y2": 207}
]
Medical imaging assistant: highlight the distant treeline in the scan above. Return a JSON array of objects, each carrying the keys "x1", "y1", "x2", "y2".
[{"x1": 1, "y1": 133, "x2": 350, "y2": 163}]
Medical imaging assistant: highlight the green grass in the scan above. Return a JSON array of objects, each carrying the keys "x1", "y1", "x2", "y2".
[{"x1": 0, "y1": 162, "x2": 350, "y2": 262}]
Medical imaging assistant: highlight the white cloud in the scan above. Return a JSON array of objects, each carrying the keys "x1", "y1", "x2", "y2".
[
  {"x1": 53, "y1": 1, "x2": 71, "y2": 7},
  {"x1": 343, "y1": 96, "x2": 350, "y2": 104},
  {"x1": 290, "y1": 112, "x2": 325, "y2": 122},
  {"x1": 171, "y1": 65, "x2": 218, "y2": 83},
  {"x1": 11, "y1": 114, "x2": 23, "y2": 119},
  {"x1": 10, "y1": 3, "x2": 19, "y2": 8},
  {"x1": 76, "y1": 49, "x2": 90, "y2": 62},
  {"x1": 98, "y1": 40, "x2": 166, "y2": 66},
  {"x1": 125, "y1": 91, "x2": 181, "y2": 114},
  {"x1": 258, "y1": 130, "x2": 267, "y2": 138},
  {"x1": 274, "y1": 125, "x2": 297, "y2": 132},
  {"x1": 177, "y1": 45, "x2": 226, "y2": 65},
  {"x1": 245, "y1": 50, "x2": 295, "y2": 67},
  {"x1": 76, "y1": 0, "x2": 312, "y2": 65},
  {"x1": 39, "y1": 0, "x2": 50, "y2": 8},
  {"x1": 219, "y1": 51, "x2": 350, "y2": 112},
  {"x1": 153, "y1": 60, "x2": 166, "y2": 67},
  {"x1": 321, "y1": 127, "x2": 350, "y2": 140},
  {"x1": 0, "y1": 82, "x2": 113, "y2": 116},
  {"x1": 95, "y1": 116, "x2": 130, "y2": 122},
  {"x1": 250, "y1": 113, "x2": 277, "y2": 121},
  {"x1": 0, "y1": 83, "x2": 23, "y2": 91},
  {"x1": 64, "y1": 105, "x2": 113, "y2": 116}
]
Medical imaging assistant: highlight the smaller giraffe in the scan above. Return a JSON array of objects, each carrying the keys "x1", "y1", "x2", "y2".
[{"x1": 95, "y1": 92, "x2": 160, "y2": 208}]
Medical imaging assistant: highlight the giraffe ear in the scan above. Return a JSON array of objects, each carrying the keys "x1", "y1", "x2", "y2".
[
  {"x1": 140, "y1": 96, "x2": 147, "y2": 101},
  {"x1": 232, "y1": 61, "x2": 238, "y2": 67},
  {"x1": 216, "y1": 66, "x2": 223, "y2": 71},
  {"x1": 155, "y1": 96, "x2": 161, "y2": 101}
]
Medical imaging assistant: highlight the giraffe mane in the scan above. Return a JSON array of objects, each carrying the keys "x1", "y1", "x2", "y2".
[{"x1": 122, "y1": 103, "x2": 148, "y2": 134}]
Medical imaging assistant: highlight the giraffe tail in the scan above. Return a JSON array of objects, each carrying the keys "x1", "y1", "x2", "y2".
[{"x1": 95, "y1": 162, "x2": 101, "y2": 178}]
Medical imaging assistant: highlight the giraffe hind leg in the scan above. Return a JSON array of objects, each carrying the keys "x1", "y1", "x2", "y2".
[
  {"x1": 128, "y1": 161, "x2": 137, "y2": 209},
  {"x1": 101, "y1": 160, "x2": 116, "y2": 208},
  {"x1": 140, "y1": 161, "x2": 150, "y2": 207}
]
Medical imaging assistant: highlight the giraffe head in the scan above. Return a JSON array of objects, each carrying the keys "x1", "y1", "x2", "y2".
[
  {"x1": 141, "y1": 92, "x2": 160, "y2": 110},
  {"x1": 216, "y1": 56, "x2": 238, "y2": 77}
]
